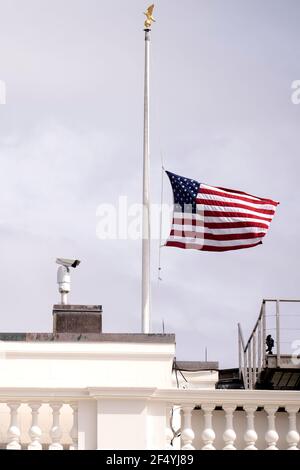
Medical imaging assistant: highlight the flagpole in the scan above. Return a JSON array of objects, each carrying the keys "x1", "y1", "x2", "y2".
[
  {"x1": 142, "y1": 26, "x2": 150, "y2": 334},
  {"x1": 142, "y1": 6, "x2": 155, "y2": 334}
]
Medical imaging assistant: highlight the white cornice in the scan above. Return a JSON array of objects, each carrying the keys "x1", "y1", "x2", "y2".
[
  {"x1": 0, "y1": 386, "x2": 299, "y2": 408},
  {"x1": 153, "y1": 388, "x2": 300, "y2": 407},
  {"x1": 0, "y1": 341, "x2": 175, "y2": 361}
]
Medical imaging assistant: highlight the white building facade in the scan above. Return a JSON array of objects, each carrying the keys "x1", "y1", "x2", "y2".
[{"x1": 0, "y1": 304, "x2": 299, "y2": 450}]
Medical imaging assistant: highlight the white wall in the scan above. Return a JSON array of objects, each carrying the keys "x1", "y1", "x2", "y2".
[
  {"x1": 0, "y1": 340, "x2": 299, "y2": 450},
  {"x1": 0, "y1": 339, "x2": 175, "y2": 449},
  {"x1": 0, "y1": 341, "x2": 175, "y2": 389}
]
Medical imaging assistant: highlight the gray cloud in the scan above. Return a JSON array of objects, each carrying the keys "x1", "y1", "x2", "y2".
[{"x1": 0, "y1": 0, "x2": 299, "y2": 367}]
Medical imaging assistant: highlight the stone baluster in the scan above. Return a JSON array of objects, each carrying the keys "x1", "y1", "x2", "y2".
[
  {"x1": 49, "y1": 402, "x2": 63, "y2": 450},
  {"x1": 6, "y1": 402, "x2": 21, "y2": 450},
  {"x1": 69, "y1": 403, "x2": 78, "y2": 450},
  {"x1": 264, "y1": 406, "x2": 279, "y2": 450},
  {"x1": 286, "y1": 406, "x2": 300, "y2": 450},
  {"x1": 244, "y1": 406, "x2": 258, "y2": 450},
  {"x1": 181, "y1": 406, "x2": 195, "y2": 450},
  {"x1": 201, "y1": 404, "x2": 216, "y2": 450},
  {"x1": 222, "y1": 405, "x2": 236, "y2": 450},
  {"x1": 165, "y1": 406, "x2": 174, "y2": 449},
  {"x1": 28, "y1": 402, "x2": 42, "y2": 450}
]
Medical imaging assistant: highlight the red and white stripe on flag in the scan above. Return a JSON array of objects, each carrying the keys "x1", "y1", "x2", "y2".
[{"x1": 166, "y1": 171, "x2": 279, "y2": 252}]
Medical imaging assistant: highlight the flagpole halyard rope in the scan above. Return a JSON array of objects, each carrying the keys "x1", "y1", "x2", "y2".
[{"x1": 158, "y1": 157, "x2": 165, "y2": 282}]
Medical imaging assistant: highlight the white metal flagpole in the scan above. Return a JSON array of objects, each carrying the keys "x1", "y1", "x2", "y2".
[{"x1": 142, "y1": 5, "x2": 155, "y2": 334}]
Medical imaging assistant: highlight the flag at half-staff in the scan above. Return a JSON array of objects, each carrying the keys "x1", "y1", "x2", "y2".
[{"x1": 165, "y1": 171, "x2": 279, "y2": 252}]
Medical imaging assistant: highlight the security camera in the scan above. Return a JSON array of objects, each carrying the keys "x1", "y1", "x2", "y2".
[
  {"x1": 56, "y1": 258, "x2": 81, "y2": 304},
  {"x1": 56, "y1": 258, "x2": 80, "y2": 268}
]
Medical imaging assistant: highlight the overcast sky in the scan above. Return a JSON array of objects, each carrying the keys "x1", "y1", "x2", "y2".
[{"x1": 0, "y1": 0, "x2": 300, "y2": 368}]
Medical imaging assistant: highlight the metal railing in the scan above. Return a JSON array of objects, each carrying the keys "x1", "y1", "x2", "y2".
[{"x1": 238, "y1": 299, "x2": 300, "y2": 389}]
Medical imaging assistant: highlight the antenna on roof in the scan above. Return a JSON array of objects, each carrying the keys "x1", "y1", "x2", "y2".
[
  {"x1": 56, "y1": 258, "x2": 80, "y2": 305},
  {"x1": 205, "y1": 346, "x2": 208, "y2": 362}
]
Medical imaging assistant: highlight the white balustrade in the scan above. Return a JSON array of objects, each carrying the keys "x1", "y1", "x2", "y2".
[
  {"x1": 244, "y1": 405, "x2": 258, "y2": 450},
  {"x1": 181, "y1": 406, "x2": 195, "y2": 450},
  {"x1": 286, "y1": 406, "x2": 300, "y2": 450},
  {"x1": 28, "y1": 402, "x2": 42, "y2": 450},
  {"x1": 264, "y1": 406, "x2": 279, "y2": 450},
  {"x1": 0, "y1": 391, "x2": 299, "y2": 450},
  {"x1": 201, "y1": 404, "x2": 216, "y2": 450},
  {"x1": 69, "y1": 403, "x2": 78, "y2": 450},
  {"x1": 49, "y1": 402, "x2": 63, "y2": 450},
  {"x1": 222, "y1": 405, "x2": 236, "y2": 450},
  {"x1": 165, "y1": 406, "x2": 173, "y2": 449},
  {"x1": 6, "y1": 402, "x2": 21, "y2": 450}
]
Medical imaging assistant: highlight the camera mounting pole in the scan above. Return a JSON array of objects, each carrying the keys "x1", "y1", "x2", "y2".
[
  {"x1": 56, "y1": 258, "x2": 81, "y2": 305},
  {"x1": 57, "y1": 265, "x2": 71, "y2": 305}
]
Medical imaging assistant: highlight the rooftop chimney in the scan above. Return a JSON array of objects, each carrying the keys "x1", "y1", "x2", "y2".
[{"x1": 53, "y1": 305, "x2": 102, "y2": 334}]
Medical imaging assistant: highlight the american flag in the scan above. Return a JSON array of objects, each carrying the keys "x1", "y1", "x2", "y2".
[{"x1": 165, "y1": 171, "x2": 279, "y2": 252}]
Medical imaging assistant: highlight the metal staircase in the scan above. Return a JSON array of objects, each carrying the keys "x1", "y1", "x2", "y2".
[{"x1": 238, "y1": 299, "x2": 300, "y2": 390}]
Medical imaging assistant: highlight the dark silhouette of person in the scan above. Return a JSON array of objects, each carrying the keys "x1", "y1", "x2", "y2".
[{"x1": 266, "y1": 334, "x2": 274, "y2": 354}]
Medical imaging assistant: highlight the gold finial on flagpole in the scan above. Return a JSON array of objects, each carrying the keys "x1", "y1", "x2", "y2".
[{"x1": 144, "y1": 4, "x2": 155, "y2": 29}]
